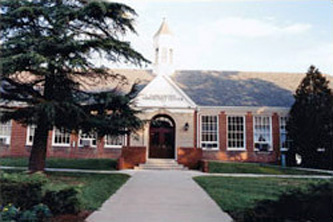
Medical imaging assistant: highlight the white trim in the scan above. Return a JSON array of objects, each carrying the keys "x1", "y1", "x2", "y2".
[
  {"x1": 26, "y1": 125, "x2": 35, "y2": 146},
  {"x1": 134, "y1": 75, "x2": 197, "y2": 109},
  {"x1": 78, "y1": 131, "x2": 97, "y2": 148},
  {"x1": 0, "y1": 136, "x2": 10, "y2": 145},
  {"x1": 227, "y1": 148, "x2": 247, "y2": 151},
  {"x1": 163, "y1": 76, "x2": 197, "y2": 108},
  {"x1": 104, "y1": 145, "x2": 122, "y2": 149},
  {"x1": 196, "y1": 111, "x2": 200, "y2": 148},
  {"x1": 253, "y1": 115, "x2": 273, "y2": 151},
  {"x1": 104, "y1": 134, "x2": 126, "y2": 149},
  {"x1": 279, "y1": 116, "x2": 290, "y2": 151},
  {"x1": 199, "y1": 106, "x2": 290, "y2": 111},
  {"x1": 200, "y1": 114, "x2": 219, "y2": 150},
  {"x1": 226, "y1": 115, "x2": 246, "y2": 151},
  {"x1": 51, "y1": 128, "x2": 70, "y2": 147},
  {"x1": 0, "y1": 120, "x2": 11, "y2": 145}
]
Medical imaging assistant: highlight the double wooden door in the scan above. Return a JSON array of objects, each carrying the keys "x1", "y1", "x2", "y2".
[{"x1": 149, "y1": 120, "x2": 175, "y2": 159}]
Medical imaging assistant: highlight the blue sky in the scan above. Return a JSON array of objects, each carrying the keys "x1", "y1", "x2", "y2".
[{"x1": 104, "y1": 0, "x2": 333, "y2": 74}]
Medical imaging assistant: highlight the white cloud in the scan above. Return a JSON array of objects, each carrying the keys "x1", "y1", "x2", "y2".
[{"x1": 203, "y1": 17, "x2": 312, "y2": 38}]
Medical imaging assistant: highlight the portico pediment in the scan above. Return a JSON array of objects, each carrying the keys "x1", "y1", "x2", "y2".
[{"x1": 134, "y1": 75, "x2": 196, "y2": 109}]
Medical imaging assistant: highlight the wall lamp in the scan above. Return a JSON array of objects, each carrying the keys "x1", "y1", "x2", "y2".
[{"x1": 184, "y1": 122, "x2": 189, "y2": 131}]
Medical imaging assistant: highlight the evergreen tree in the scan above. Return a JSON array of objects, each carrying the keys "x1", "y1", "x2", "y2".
[
  {"x1": 0, "y1": 0, "x2": 148, "y2": 172},
  {"x1": 287, "y1": 66, "x2": 333, "y2": 169}
]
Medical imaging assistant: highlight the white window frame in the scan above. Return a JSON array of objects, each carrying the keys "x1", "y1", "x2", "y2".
[
  {"x1": 253, "y1": 116, "x2": 273, "y2": 151},
  {"x1": 104, "y1": 134, "x2": 125, "y2": 149},
  {"x1": 78, "y1": 131, "x2": 97, "y2": 148},
  {"x1": 227, "y1": 116, "x2": 246, "y2": 151},
  {"x1": 279, "y1": 116, "x2": 291, "y2": 152},
  {"x1": 0, "y1": 120, "x2": 12, "y2": 145},
  {"x1": 52, "y1": 128, "x2": 71, "y2": 147},
  {"x1": 26, "y1": 125, "x2": 36, "y2": 146},
  {"x1": 200, "y1": 115, "x2": 219, "y2": 150}
]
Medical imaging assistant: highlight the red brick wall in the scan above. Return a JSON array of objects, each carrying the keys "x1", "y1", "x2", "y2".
[
  {"x1": 246, "y1": 112, "x2": 254, "y2": 152},
  {"x1": 2, "y1": 111, "x2": 282, "y2": 165},
  {"x1": 7, "y1": 121, "x2": 28, "y2": 157},
  {"x1": 219, "y1": 112, "x2": 227, "y2": 151},
  {"x1": 177, "y1": 147, "x2": 202, "y2": 169},
  {"x1": 202, "y1": 150, "x2": 279, "y2": 163},
  {"x1": 201, "y1": 111, "x2": 280, "y2": 163},
  {"x1": 0, "y1": 121, "x2": 122, "y2": 159},
  {"x1": 118, "y1": 146, "x2": 146, "y2": 169},
  {"x1": 272, "y1": 112, "x2": 280, "y2": 156}
]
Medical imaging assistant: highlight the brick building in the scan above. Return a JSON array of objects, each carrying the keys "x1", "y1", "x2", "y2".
[{"x1": 1, "y1": 19, "x2": 332, "y2": 169}]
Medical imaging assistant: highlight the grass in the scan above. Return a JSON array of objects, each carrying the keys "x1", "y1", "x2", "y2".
[
  {"x1": 194, "y1": 176, "x2": 326, "y2": 220},
  {"x1": 44, "y1": 172, "x2": 129, "y2": 210},
  {"x1": 2, "y1": 170, "x2": 129, "y2": 211},
  {"x1": 208, "y1": 161, "x2": 330, "y2": 175},
  {"x1": 0, "y1": 157, "x2": 117, "y2": 170}
]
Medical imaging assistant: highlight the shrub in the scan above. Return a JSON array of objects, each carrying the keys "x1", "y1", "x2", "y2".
[
  {"x1": 43, "y1": 187, "x2": 81, "y2": 215},
  {"x1": 0, "y1": 203, "x2": 52, "y2": 222},
  {"x1": 0, "y1": 204, "x2": 19, "y2": 221},
  {"x1": 0, "y1": 173, "x2": 48, "y2": 210},
  {"x1": 243, "y1": 181, "x2": 333, "y2": 222}
]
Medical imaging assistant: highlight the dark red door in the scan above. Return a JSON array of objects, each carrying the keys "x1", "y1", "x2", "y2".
[{"x1": 149, "y1": 116, "x2": 175, "y2": 159}]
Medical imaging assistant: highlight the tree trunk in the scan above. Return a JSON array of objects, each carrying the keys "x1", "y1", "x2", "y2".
[{"x1": 28, "y1": 118, "x2": 49, "y2": 172}]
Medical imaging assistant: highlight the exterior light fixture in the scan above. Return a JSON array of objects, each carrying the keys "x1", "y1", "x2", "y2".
[{"x1": 184, "y1": 122, "x2": 189, "y2": 131}]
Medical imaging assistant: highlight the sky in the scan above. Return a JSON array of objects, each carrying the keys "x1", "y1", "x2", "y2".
[{"x1": 101, "y1": 0, "x2": 333, "y2": 75}]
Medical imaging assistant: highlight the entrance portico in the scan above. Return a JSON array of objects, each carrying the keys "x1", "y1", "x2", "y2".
[{"x1": 149, "y1": 115, "x2": 175, "y2": 159}]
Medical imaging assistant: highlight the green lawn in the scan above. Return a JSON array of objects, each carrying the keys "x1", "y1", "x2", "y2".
[
  {"x1": 0, "y1": 157, "x2": 117, "y2": 170},
  {"x1": 2, "y1": 170, "x2": 129, "y2": 211},
  {"x1": 44, "y1": 172, "x2": 129, "y2": 210},
  {"x1": 208, "y1": 161, "x2": 330, "y2": 175},
  {"x1": 194, "y1": 176, "x2": 326, "y2": 221}
]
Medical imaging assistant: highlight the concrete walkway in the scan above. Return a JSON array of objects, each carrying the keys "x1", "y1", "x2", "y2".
[{"x1": 86, "y1": 170, "x2": 233, "y2": 222}]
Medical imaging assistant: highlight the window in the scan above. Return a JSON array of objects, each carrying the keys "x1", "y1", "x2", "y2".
[
  {"x1": 162, "y1": 48, "x2": 167, "y2": 63},
  {"x1": 79, "y1": 132, "x2": 97, "y2": 147},
  {"x1": 52, "y1": 128, "x2": 70, "y2": 147},
  {"x1": 280, "y1": 116, "x2": 292, "y2": 151},
  {"x1": 104, "y1": 135, "x2": 124, "y2": 148},
  {"x1": 169, "y1": 49, "x2": 173, "y2": 64},
  {"x1": 155, "y1": 48, "x2": 159, "y2": 64},
  {"x1": 253, "y1": 116, "x2": 272, "y2": 151},
  {"x1": 26, "y1": 125, "x2": 36, "y2": 146},
  {"x1": 227, "y1": 116, "x2": 245, "y2": 150},
  {"x1": 0, "y1": 121, "x2": 11, "y2": 145},
  {"x1": 201, "y1": 115, "x2": 218, "y2": 149}
]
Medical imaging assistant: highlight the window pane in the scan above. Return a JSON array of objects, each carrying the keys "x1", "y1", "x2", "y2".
[
  {"x1": 201, "y1": 115, "x2": 218, "y2": 149},
  {"x1": 253, "y1": 116, "x2": 272, "y2": 150},
  {"x1": 53, "y1": 128, "x2": 70, "y2": 146},
  {"x1": 227, "y1": 116, "x2": 245, "y2": 149}
]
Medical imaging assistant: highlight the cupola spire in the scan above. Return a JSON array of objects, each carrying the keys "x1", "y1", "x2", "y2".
[{"x1": 153, "y1": 18, "x2": 175, "y2": 76}]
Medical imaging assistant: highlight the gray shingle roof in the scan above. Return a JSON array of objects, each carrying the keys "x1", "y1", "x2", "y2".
[
  {"x1": 4, "y1": 69, "x2": 332, "y2": 108},
  {"x1": 171, "y1": 70, "x2": 313, "y2": 107},
  {"x1": 88, "y1": 69, "x2": 333, "y2": 107}
]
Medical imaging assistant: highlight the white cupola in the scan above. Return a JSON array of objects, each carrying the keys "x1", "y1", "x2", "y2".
[{"x1": 153, "y1": 18, "x2": 175, "y2": 76}]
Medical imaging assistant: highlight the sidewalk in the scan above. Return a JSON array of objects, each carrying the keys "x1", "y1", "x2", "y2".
[
  {"x1": 2, "y1": 165, "x2": 332, "y2": 179},
  {"x1": 86, "y1": 170, "x2": 233, "y2": 222}
]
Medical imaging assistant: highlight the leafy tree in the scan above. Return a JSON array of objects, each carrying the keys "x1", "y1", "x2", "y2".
[
  {"x1": 0, "y1": 0, "x2": 148, "y2": 172},
  {"x1": 287, "y1": 66, "x2": 333, "y2": 169}
]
